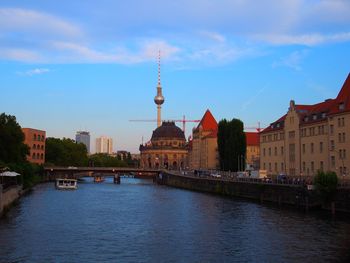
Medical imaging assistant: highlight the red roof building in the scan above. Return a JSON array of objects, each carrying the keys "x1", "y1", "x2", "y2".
[{"x1": 260, "y1": 73, "x2": 350, "y2": 177}]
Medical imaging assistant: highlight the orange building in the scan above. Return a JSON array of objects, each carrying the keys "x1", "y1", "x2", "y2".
[
  {"x1": 260, "y1": 74, "x2": 350, "y2": 178},
  {"x1": 245, "y1": 132, "x2": 260, "y2": 169},
  {"x1": 22, "y1": 128, "x2": 46, "y2": 165}
]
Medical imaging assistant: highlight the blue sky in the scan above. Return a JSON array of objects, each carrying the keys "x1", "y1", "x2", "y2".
[{"x1": 1, "y1": 0, "x2": 350, "y2": 153}]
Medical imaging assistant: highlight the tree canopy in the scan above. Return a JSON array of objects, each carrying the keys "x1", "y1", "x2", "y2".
[
  {"x1": 314, "y1": 171, "x2": 338, "y2": 202},
  {"x1": 0, "y1": 113, "x2": 29, "y2": 164},
  {"x1": 217, "y1": 118, "x2": 246, "y2": 172},
  {"x1": 45, "y1": 137, "x2": 88, "y2": 166},
  {"x1": 88, "y1": 153, "x2": 127, "y2": 167}
]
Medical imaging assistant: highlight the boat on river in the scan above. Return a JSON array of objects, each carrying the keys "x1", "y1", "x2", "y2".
[
  {"x1": 55, "y1": 178, "x2": 78, "y2": 190},
  {"x1": 94, "y1": 176, "x2": 105, "y2": 183}
]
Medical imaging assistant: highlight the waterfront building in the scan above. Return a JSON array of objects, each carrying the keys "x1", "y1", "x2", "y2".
[
  {"x1": 189, "y1": 110, "x2": 260, "y2": 170},
  {"x1": 75, "y1": 131, "x2": 90, "y2": 154},
  {"x1": 246, "y1": 132, "x2": 260, "y2": 169},
  {"x1": 260, "y1": 74, "x2": 350, "y2": 178},
  {"x1": 22, "y1": 128, "x2": 46, "y2": 165},
  {"x1": 96, "y1": 136, "x2": 113, "y2": 154},
  {"x1": 189, "y1": 110, "x2": 219, "y2": 170},
  {"x1": 139, "y1": 121, "x2": 188, "y2": 169}
]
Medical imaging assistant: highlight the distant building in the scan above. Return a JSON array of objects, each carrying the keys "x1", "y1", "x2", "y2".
[
  {"x1": 245, "y1": 132, "x2": 260, "y2": 169},
  {"x1": 189, "y1": 110, "x2": 219, "y2": 170},
  {"x1": 189, "y1": 110, "x2": 261, "y2": 171},
  {"x1": 96, "y1": 136, "x2": 113, "y2": 154},
  {"x1": 75, "y1": 131, "x2": 90, "y2": 154},
  {"x1": 22, "y1": 128, "x2": 46, "y2": 165},
  {"x1": 117, "y1": 150, "x2": 129, "y2": 160},
  {"x1": 260, "y1": 74, "x2": 350, "y2": 178},
  {"x1": 139, "y1": 121, "x2": 188, "y2": 169}
]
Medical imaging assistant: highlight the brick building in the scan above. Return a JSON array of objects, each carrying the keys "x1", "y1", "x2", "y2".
[{"x1": 22, "y1": 128, "x2": 46, "y2": 165}]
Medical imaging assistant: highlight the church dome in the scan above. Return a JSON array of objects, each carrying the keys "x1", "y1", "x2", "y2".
[{"x1": 151, "y1": 121, "x2": 185, "y2": 140}]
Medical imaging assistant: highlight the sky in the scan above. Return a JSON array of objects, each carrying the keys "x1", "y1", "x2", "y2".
[{"x1": 1, "y1": 0, "x2": 350, "y2": 153}]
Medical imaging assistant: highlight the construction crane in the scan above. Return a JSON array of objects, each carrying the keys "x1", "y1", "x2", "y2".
[
  {"x1": 130, "y1": 115, "x2": 200, "y2": 134},
  {"x1": 244, "y1": 122, "x2": 262, "y2": 132}
]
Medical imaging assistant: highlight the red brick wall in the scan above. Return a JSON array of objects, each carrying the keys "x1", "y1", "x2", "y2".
[{"x1": 22, "y1": 128, "x2": 46, "y2": 165}]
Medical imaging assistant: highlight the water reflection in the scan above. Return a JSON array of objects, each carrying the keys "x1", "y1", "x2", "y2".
[{"x1": 0, "y1": 178, "x2": 349, "y2": 262}]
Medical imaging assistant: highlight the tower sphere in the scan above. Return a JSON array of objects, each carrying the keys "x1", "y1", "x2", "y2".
[{"x1": 154, "y1": 94, "x2": 164, "y2": 105}]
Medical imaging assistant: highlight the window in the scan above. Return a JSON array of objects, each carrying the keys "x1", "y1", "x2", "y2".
[
  {"x1": 269, "y1": 148, "x2": 271, "y2": 156},
  {"x1": 33, "y1": 144, "x2": 36, "y2": 149},
  {"x1": 289, "y1": 131, "x2": 295, "y2": 138},
  {"x1": 274, "y1": 147, "x2": 277, "y2": 156},
  {"x1": 339, "y1": 150, "x2": 343, "y2": 159},
  {"x1": 263, "y1": 163, "x2": 266, "y2": 169},
  {"x1": 310, "y1": 127, "x2": 315, "y2": 136},
  {"x1": 33, "y1": 134, "x2": 37, "y2": 140},
  {"x1": 263, "y1": 148, "x2": 266, "y2": 156},
  {"x1": 331, "y1": 140, "x2": 335, "y2": 151},
  {"x1": 263, "y1": 136, "x2": 266, "y2": 142},
  {"x1": 322, "y1": 113, "x2": 326, "y2": 118},
  {"x1": 41, "y1": 153, "x2": 44, "y2": 160},
  {"x1": 331, "y1": 156, "x2": 335, "y2": 168},
  {"x1": 339, "y1": 133, "x2": 342, "y2": 142},
  {"x1": 281, "y1": 146, "x2": 284, "y2": 155},
  {"x1": 302, "y1": 144, "x2": 305, "y2": 154},
  {"x1": 289, "y1": 144, "x2": 295, "y2": 162},
  {"x1": 38, "y1": 135, "x2": 41, "y2": 141},
  {"x1": 280, "y1": 133, "x2": 284, "y2": 140},
  {"x1": 320, "y1": 161, "x2": 324, "y2": 171},
  {"x1": 275, "y1": 163, "x2": 277, "y2": 172},
  {"x1": 311, "y1": 161, "x2": 314, "y2": 172},
  {"x1": 281, "y1": 163, "x2": 284, "y2": 171},
  {"x1": 313, "y1": 114, "x2": 317, "y2": 120},
  {"x1": 274, "y1": 134, "x2": 278, "y2": 141},
  {"x1": 32, "y1": 153, "x2": 36, "y2": 159},
  {"x1": 339, "y1": 103, "x2": 345, "y2": 110},
  {"x1": 302, "y1": 162, "x2": 306, "y2": 172},
  {"x1": 343, "y1": 133, "x2": 346, "y2": 142},
  {"x1": 320, "y1": 142, "x2": 323, "y2": 153},
  {"x1": 330, "y1": 125, "x2": 334, "y2": 135},
  {"x1": 311, "y1": 143, "x2": 314, "y2": 154}
]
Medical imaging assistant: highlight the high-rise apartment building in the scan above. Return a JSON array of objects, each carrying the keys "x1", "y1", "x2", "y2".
[
  {"x1": 22, "y1": 128, "x2": 46, "y2": 165},
  {"x1": 96, "y1": 136, "x2": 113, "y2": 154},
  {"x1": 76, "y1": 131, "x2": 90, "y2": 154},
  {"x1": 260, "y1": 74, "x2": 350, "y2": 178}
]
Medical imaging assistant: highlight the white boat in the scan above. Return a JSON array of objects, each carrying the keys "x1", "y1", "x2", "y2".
[{"x1": 55, "y1": 178, "x2": 78, "y2": 190}]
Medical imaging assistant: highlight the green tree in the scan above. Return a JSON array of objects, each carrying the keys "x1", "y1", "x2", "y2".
[
  {"x1": 314, "y1": 171, "x2": 338, "y2": 202},
  {"x1": 217, "y1": 118, "x2": 246, "y2": 171},
  {"x1": 88, "y1": 153, "x2": 127, "y2": 167},
  {"x1": 45, "y1": 137, "x2": 88, "y2": 166},
  {"x1": 0, "y1": 113, "x2": 29, "y2": 163}
]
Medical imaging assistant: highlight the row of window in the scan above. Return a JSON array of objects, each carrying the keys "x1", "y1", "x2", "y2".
[
  {"x1": 32, "y1": 144, "x2": 44, "y2": 150},
  {"x1": 263, "y1": 146, "x2": 284, "y2": 157},
  {"x1": 262, "y1": 161, "x2": 347, "y2": 175},
  {"x1": 33, "y1": 134, "x2": 45, "y2": 142},
  {"x1": 147, "y1": 153, "x2": 185, "y2": 159},
  {"x1": 153, "y1": 141, "x2": 185, "y2": 147},
  {"x1": 32, "y1": 152, "x2": 44, "y2": 160},
  {"x1": 262, "y1": 132, "x2": 285, "y2": 143}
]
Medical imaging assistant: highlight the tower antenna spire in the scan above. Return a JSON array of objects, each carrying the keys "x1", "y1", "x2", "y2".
[
  {"x1": 154, "y1": 50, "x2": 165, "y2": 128},
  {"x1": 158, "y1": 50, "x2": 161, "y2": 86}
]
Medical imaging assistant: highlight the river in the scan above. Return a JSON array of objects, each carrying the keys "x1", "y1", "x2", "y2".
[{"x1": 0, "y1": 177, "x2": 349, "y2": 262}]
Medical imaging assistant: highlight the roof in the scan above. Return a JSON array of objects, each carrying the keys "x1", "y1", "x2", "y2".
[
  {"x1": 245, "y1": 132, "x2": 259, "y2": 146},
  {"x1": 151, "y1": 121, "x2": 185, "y2": 140},
  {"x1": 197, "y1": 109, "x2": 218, "y2": 132},
  {"x1": 261, "y1": 73, "x2": 350, "y2": 134}
]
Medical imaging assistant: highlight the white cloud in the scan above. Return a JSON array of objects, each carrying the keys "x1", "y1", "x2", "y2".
[
  {"x1": 272, "y1": 50, "x2": 309, "y2": 71},
  {"x1": 0, "y1": 48, "x2": 42, "y2": 62},
  {"x1": 20, "y1": 68, "x2": 50, "y2": 76},
  {"x1": 0, "y1": 8, "x2": 82, "y2": 38},
  {"x1": 254, "y1": 32, "x2": 350, "y2": 46}
]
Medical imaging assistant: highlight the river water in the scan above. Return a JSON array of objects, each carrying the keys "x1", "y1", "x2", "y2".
[{"x1": 0, "y1": 177, "x2": 349, "y2": 263}]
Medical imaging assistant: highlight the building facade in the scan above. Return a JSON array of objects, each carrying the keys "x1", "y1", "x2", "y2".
[
  {"x1": 189, "y1": 110, "x2": 219, "y2": 170},
  {"x1": 139, "y1": 122, "x2": 188, "y2": 169},
  {"x1": 22, "y1": 128, "x2": 46, "y2": 165},
  {"x1": 246, "y1": 132, "x2": 260, "y2": 169},
  {"x1": 75, "y1": 131, "x2": 90, "y2": 154},
  {"x1": 96, "y1": 136, "x2": 113, "y2": 154},
  {"x1": 260, "y1": 74, "x2": 350, "y2": 178}
]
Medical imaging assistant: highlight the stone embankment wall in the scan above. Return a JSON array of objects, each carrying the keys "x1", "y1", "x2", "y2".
[
  {"x1": 158, "y1": 172, "x2": 350, "y2": 213},
  {"x1": 0, "y1": 185, "x2": 21, "y2": 217},
  {"x1": 158, "y1": 172, "x2": 320, "y2": 210}
]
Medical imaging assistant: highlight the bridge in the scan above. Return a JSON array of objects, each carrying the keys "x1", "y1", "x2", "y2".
[{"x1": 43, "y1": 167, "x2": 161, "y2": 183}]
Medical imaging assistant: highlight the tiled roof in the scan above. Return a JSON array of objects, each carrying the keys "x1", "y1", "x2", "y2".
[
  {"x1": 245, "y1": 132, "x2": 259, "y2": 146},
  {"x1": 261, "y1": 73, "x2": 350, "y2": 133},
  {"x1": 197, "y1": 109, "x2": 218, "y2": 132}
]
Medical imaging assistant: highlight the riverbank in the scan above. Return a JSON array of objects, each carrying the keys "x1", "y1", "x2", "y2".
[{"x1": 157, "y1": 171, "x2": 350, "y2": 214}]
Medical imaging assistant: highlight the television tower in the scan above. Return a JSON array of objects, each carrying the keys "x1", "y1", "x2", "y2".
[{"x1": 154, "y1": 51, "x2": 164, "y2": 127}]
